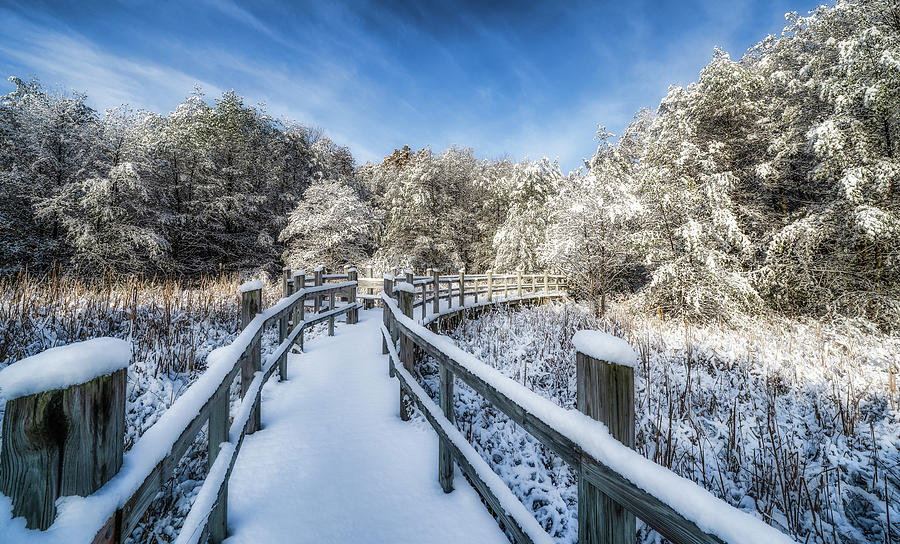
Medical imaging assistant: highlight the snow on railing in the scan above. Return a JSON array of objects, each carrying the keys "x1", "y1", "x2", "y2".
[
  {"x1": 0, "y1": 270, "x2": 360, "y2": 543},
  {"x1": 381, "y1": 292, "x2": 795, "y2": 544}
]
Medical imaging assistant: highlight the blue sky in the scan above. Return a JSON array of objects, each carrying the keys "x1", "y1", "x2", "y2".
[{"x1": 0, "y1": 0, "x2": 822, "y2": 171}]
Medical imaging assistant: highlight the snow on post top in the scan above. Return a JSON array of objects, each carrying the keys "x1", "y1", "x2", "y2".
[
  {"x1": 383, "y1": 273, "x2": 395, "y2": 280},
  {"x1": 314, "y1": 265, "x2": 326, "y2": 272},
  {"x1": 293, "y1": 270, "x2": 306, "y2": 277},
  {"x1": 238, "y1": 279, "x2": 263, "y2": 293},
  {"x1": 0, "y1": 338, "x2": 132, "y2": 400},
  {"x1": 346, "y1": 266, "x2": 357, "y2": 272},
  {"x1": 572, "y1": 330, "x2": 637, "y2": 368},
  {"x1": 393, "y1": 281, "x2": 416, "y2": 294}
]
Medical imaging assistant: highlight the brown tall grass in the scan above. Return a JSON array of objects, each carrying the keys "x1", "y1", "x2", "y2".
[{"x1": 0, "y1": 268, "x2": 280, "y2": 375}]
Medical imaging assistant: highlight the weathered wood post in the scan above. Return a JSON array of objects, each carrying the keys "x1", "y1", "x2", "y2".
[
  {"x1": 292, "y1": 270, "x2": 305, "y2": 348},
  {"x1": 295, "y1": 271, "x2": 307, "y2": 353},
  {"x1": 516, "y1": 269, "x2": 523, "y2": 297},
  {"x1": 0, "y1": 338, "x2": 129, "y2": 530},
  {"x1": 421, "y1": 271, "x2": 430, "y2": 321},
  {"x1": 438, "y1": 361, "x2": 455, "y2": 493},
  {"x1": 347, "y1": 268, "x2": 359, "y2": 324},
  {"x1": 458, "y1": 269, "x2": 465, "y2": 307},
  {"x1": 281, "y1": 266, "x2": 292, "y2": 298},
  {"x1": 240, "y1": 281, "x2": 262, "y2": 434},
  {"x1": 314, "y1": 266, "x2": 324, "y2": 313},
  {"x1": 432, "y1": 268, "x2": 441, "y2": 314},
  {"x1": 396, "y1": 283, "x2": 415, "y2": 421},
  {"x1": 486, "y1": 270, "x2": 493, "y2": 302},
  {"x1": 365, "y1": 265, "x2": 375, "y2": 310},
  {"x1": 473, "y1": 274, "x2": 479, "y2": 303},
  {"x1": 328, "y1": 290, "x2": 336, "y2": 336},
  {"x1": 382, "y1": 275, "x2": 394, "y2": 359},
  {"x1": 544, "y1": 271, "x2": 550, "y2": 295},
  {"x1": 574, "y1": 331, "x2": 636, "y2": 544},
  {"x1": 208, "y1": 376, "x2": 229, "y2": 543}
]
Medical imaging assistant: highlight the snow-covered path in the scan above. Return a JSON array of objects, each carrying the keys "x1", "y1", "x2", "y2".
[{"x1": 224, "y1": 308, "x2": 509, "y2": 543}]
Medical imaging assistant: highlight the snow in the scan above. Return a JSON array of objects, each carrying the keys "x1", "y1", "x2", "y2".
[
  {"x1": 238, "y1": 280, "x2": 263, "y2": 293},
  {"x1": 0, "y1": 338, "x2": 131, "y2": 401},
  {"x1": 393, "y1": 281, "x2": 416, "y2": 294},
  {"x1": 571, "y1": 330, "x2": 637, "y2": 368},
  {"x1": 224, "y1": 309, "x2": 509, "y2": 543},
  {"x1": 382, "y1": 294, "x2": 793, "y2": 544},
  {"x1": 173, "y1": 442, "x2": 233, "y2": 544},
  {"x1": 382, "y1": 324, "x2": 555, "y2": 544}
]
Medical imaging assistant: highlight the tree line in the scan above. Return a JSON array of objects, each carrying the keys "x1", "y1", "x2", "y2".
[{"x1": 1, "y1": 0, "x2": 897, "y2": 328}]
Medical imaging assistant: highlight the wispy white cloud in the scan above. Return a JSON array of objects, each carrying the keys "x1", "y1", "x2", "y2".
[{"x1": 0, "y1": 7, "x2": 221, "y2": 114}]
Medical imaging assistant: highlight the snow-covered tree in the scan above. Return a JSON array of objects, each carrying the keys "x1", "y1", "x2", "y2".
[
  {"x1": 543, "y1": 128, "x2": 644, "y2": 315},
  {"x1": 279, "y1": 178, "x2": 379, "y2": 269},
  {"x1": 492, "y1": 158, "x2": 562, "y2": 271}
]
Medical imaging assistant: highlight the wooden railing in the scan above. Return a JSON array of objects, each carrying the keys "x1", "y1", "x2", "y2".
[
  {"x1": 0, "y1": 268, "x2": 360, "y2": 543},
  {"x1": 380, "y1": 287, "x2": 794, "y2": 544},
  {"x1": 357, "y1": 268, "x2": 567, "y2": 315}
]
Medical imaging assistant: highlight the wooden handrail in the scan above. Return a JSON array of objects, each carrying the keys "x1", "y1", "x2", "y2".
[{"x1": 381, "y1": 293, "x2": 792, "y2": 544}]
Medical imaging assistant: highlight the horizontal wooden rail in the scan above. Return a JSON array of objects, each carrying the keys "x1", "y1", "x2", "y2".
[
  {"x1": 0, "y1": 271, "x2": 360, "y2": 543},
  {"x1": 381, "y1": 293, "x2": 793, "y2": 544},
  {"x1": 381, "y1": 325, "x2": 554, "y2": 544}
]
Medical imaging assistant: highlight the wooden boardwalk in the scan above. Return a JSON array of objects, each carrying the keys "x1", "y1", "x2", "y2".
[{"x1": 223, "y1": 308, "x2": 509, "y2": 543}]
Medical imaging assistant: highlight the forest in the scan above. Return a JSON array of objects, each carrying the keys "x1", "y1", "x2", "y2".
[
  {"x1": 2, "y1": 0, "x2": 898, "y2": 330},
  {"x1": 0, "y1": 1, "x2": 898, "y2": 542}
]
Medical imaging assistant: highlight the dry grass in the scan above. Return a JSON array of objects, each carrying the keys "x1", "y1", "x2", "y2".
[{"x1": 0, "y1": 267, "x2": 281, "y2": 375}]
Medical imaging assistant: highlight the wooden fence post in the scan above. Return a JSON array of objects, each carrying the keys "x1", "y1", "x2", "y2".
[
  {"x1": 348, "y1": 268, "x2": 358, "y2": 324},
  {"x1": 439, "y1": 362, "x2": 455, "y2": 493},
  {"x1": 432, "y1": 268, "x2": 441, "y2": 314},
  {"x1": 544, "y1": 271, "x2": 550, "y2": 295},
  {"x1": 240, "y1": 283, "x2": 262, "y2": 434},
  {"x1": 576, "y1": 340, "x2": 636, "y2": 544},
  {"x1": 517, "y1": 269, "x2": 523, "y2": 297},
  {"x1": 207, "y1": 385, "x2": 229, "y2": 543},
  {"x1": 328, "y1": 290, "x2": 336, "y2": 336},
  {"x1": 281, "y1": 266, "x2": 292, "y2": 298},
  {"x1": 473, "y1": 274, "x2": 479, "y2": 303},
  {"x1": 487, "y1": 270, "x2": 493, "y2": 302},
  {"x1": 397, "y1": 286, "x2": 414, "y2": 421},
  {"x1": 314, "y1": 266, "x2": 324, "y2": 313},
  {"x1": 0, "y1": 340, "x2": 128, "y2": 530},
  {"x1": 382, "y1": 275, "x2": 394, "y2": 358},
  {"x1": 458, "y1": 269, "x2": 465, "y2": 307},
  {"x1": 295, "y1": 272, "x2": 307, "y2": 353}
]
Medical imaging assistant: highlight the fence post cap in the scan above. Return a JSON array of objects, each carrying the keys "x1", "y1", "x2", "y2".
[
  {"x1": 572, "y1": 330, "x2": 637, "y2": 368},
  {"x1": 0, "y1": 338, "x2": 131, "y2": 401},
  {"x1": 393, "y1": 281, "x2": 416, "y2": 294},
  {"x1": 238, "y1": 279, "x2": 263, "y2": 293}
]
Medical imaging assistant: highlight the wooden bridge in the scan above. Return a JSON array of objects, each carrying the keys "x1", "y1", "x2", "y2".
[{"x1": 0, "y1": 268, "x2": 794, "y2": 544}]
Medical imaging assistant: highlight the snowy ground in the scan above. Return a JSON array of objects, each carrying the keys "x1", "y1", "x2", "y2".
[
  {"x1": 224, "y1": 308, "x2": 509, "y2": 543},
  {"x1": 416, "y1": 302, "x2": 899, "y2": 544}
]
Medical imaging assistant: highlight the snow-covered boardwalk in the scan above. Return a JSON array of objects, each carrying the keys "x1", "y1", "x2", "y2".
[{"x1": 223, "y1": 308, "x2": 509, "y2": 543}]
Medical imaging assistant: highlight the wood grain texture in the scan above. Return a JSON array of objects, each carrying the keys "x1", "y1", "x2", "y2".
[
  {"x1": 398, "y1": 289, "x2": 414, "y2": 421},
  {"x1": 577, "y1": 351, "x2": 636, "y2": 544},
  {"x1": 0, "y1": 368, "x2": 125, "y2": 530},
  {"x1": 438, "y1": 364, "x2": 454, "y2": 493}
]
